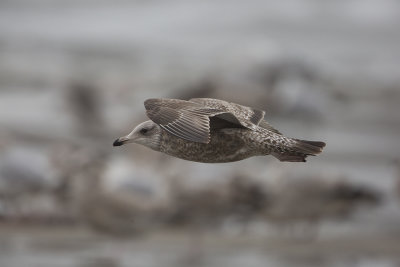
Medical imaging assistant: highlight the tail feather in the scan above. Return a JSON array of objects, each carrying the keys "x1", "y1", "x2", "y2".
[
  {"x1": 272, "y1": 139, "x2": 326, "y2": 162},
  {"x1": 293, "y1": 139, "x2": 326, "y2": 155}
]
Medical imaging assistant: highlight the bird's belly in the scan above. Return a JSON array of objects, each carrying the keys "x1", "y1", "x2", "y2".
[{"x1": 160, "y1": 129, "x2": 258, "y2": 163}]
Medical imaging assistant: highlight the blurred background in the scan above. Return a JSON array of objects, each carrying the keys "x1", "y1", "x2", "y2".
[{"x1": 0, "y1": 0, "x2": 400, "y2": 266}]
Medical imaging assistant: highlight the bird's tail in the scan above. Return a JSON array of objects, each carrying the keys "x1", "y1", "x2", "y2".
[{"x1": 272, "y1": 139, "x2": 326, "y2": 162}]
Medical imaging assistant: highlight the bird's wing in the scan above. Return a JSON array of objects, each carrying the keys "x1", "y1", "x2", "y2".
[
  {"x1": 189, "y1": 98, "x2": 266, "y2": 129},
  {"x1": 145, "y1": 98, "x2": 234, "y2": 143},
  {"x1": 258, "y1": 120, "x2": 282, "y2": 135}
]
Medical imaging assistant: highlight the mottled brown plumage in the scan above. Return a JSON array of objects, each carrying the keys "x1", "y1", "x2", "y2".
[{"x1": 113, "y1": 98, "x2": 326, "y2": 163}]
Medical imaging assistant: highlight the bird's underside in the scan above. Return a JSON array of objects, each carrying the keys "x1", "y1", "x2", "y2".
[
  {"x1": 159, "y1": 121, "x2": 324, "y2": 163},
  {"x1": 159, "y1": 125, "x2": 256, "y2": 163},
  {"x1": 114, "y1": 98, "x2": 326, "y2": 163}
]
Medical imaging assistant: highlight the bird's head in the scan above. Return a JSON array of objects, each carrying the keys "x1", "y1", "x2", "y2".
[{"x1": 113, "y1": 120, "x2": 162, "y2": 150}]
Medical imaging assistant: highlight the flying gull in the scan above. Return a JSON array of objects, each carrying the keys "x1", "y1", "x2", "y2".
[{"x1": 113, "y1": 98, "x2": 325, "y2": 163}]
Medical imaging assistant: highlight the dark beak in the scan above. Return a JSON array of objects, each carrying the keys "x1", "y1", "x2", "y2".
[{"x1": 113, "y1": 138, "x2": 124, "y2": 147}]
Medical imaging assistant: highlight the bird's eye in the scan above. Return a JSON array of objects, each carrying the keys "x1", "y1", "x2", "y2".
[{"x1": 140, "y1": 128, "x2": 148, "y2": 134}]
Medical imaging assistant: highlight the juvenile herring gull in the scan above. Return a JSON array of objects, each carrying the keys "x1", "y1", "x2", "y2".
[{"x1": 113, "y1": 98, "x2": 325, "y2": 163}]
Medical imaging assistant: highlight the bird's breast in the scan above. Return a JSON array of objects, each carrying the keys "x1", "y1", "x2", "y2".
[{"x1": 159, "y1": 128, "x2": 259, "y2": 163}]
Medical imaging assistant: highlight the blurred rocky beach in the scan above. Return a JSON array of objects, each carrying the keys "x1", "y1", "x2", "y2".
[{"x1": 1, "y1": 0, "x2": 400, "y2": 266}]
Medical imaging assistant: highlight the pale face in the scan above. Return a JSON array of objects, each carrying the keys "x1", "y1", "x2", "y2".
[{"x1": 113, "y1": 120, "x2": 162, "y2": 151}]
